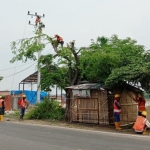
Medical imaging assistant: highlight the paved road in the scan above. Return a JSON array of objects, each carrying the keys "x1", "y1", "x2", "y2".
[{"x1": 0, "y1": 122, "x2": 150, "y2": 150}]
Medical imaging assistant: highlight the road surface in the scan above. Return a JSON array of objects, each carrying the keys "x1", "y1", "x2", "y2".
[{"x1": 0, "y1": 121, "x2": 149, "y2": 150}]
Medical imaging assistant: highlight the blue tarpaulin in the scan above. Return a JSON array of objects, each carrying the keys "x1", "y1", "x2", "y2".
[{"x1": 10, "y1": 90, "x2": 48, "y2": 104}]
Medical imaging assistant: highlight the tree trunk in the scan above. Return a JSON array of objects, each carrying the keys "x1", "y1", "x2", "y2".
[{"x1": 65, "y1": 89, "x2": 70, "y2": 121}]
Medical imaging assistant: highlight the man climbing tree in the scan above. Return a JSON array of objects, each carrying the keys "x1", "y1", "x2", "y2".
[
  {"x1": 53, "y1": 34, "x2": 64, "y2": 47},
  {"x1": 35, "y1": 15, "x2": 41, "y2": 26}
]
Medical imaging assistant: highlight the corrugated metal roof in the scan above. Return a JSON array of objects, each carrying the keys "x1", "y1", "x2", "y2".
[
  {"x1": 66, "y1": 82, "x2": 143, "y2": 92},
  {"x1": 21, "y1": 71, "x2": 39, "y2": 83},
  {"x1": 65, "y1": 83, "x2": 105, "y2": 90}
]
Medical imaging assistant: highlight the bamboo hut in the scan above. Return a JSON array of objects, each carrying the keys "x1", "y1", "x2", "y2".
[{"x1": 65, "y1": 82, "x2": 143, "y2": 126}]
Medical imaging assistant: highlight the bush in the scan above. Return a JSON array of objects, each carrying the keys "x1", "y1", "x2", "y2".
[{"x1": 26, "y1": 98, "x2": 65, "y2": 120}]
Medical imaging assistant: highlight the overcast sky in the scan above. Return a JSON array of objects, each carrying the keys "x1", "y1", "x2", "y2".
[{"x1": 0, "y1": 0, "x2": 150, "y2": 94}]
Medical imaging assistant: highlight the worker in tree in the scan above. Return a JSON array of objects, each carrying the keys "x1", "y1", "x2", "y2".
[
  {"x1": 38, "y1": 22, "x2": 45, "y2": 32},
  {"x1": 54, "y1": 34, "x2": 64, "y2": 47},
  {"x1": 35, "y1": 15, "x2": 41, "y2": 26},
  {"x1": 114, "y1": 94, "x2": 122, "y2": 130},
  {"x1": 0, "y1": 95, "x2": 5, "y2": 121},
  {"x1": 133, "y1": 111, "x2": 150, "y2": 135},
  {"x1": 18, "y1": 95, "x2": 29, "y2": 120},
  {"x1": 129, "y1": 93, "x2": 146, "y2": 116}
]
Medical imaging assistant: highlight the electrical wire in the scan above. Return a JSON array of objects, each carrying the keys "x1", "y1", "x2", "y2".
[
  {"x1": 23, "y1": 15, "x2": 28, "y2": 38},
  {"x1": 0, "y1": 61, "x2": 34, "y2": 71},
  {"x1": 0, "y1": 48, "x2": 52, "y2": 72},
  {"x1": 10, "y1": 15, "x2": 28, "y2": 90},
  {"x1": 1, "y1": 48, "x2": 52, "y2": 78},
  {"x1": 4, "y1": 62, "x2": 36, "y2": 78}
]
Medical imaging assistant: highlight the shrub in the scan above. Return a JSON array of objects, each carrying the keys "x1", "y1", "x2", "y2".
[{"x1": 26, "y1": 98, "x2": 65, "y2": 120}]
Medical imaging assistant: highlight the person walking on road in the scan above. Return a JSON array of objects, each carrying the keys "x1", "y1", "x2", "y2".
[{"x1": 18, "y1": 95, "x2": 29, "y2": 120}]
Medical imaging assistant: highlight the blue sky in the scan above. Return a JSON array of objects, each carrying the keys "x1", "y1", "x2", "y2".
[{"x1": 0, "y1": 0, "x2": 150, "y2": 94}]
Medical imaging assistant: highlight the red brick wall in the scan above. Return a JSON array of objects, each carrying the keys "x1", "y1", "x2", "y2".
[
  {"x1": 4, "y1": 95, "x2": 12, "y2": 111},
  {"x1": 0, "y1": 91, "x2": 10, "y2": 95}
]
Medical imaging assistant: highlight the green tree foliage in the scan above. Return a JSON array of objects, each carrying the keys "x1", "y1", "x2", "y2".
[
  {"x1": 79, "y1": 35, "x2": 150, "y2": 91},
  {"x1": 10, "y1": 33, "x2": 82, "y2": 90},
  {"x1": 0, "y1": 77, "x2": 3, "y2": 82},
  {"x1": 106, "y1": 51, "x2": 150, "y2": 92},
  {"x1": 38, "y1": 54, "x2": 69, "y2": 91},
  {"x1": 11, "y1": 34, "x2": 45, "y2": 63},
  {"x1": 10, "y1": 33, "x2": 150, "y2": 92},
  {"x1": 10, "y1": 32, "x2": 82, "y2": 121},
  {"x1": 26, "y1": 98, "x2": 65, "y2": 120}
]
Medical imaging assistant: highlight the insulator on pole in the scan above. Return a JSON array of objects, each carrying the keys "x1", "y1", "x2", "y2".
[
  {"x1": 43, "y1": 14, "x2": 45, "y2": 17},
  {"x1": 28, "y1": 11, "x2": 30, "y2": 15},
  {"x1": 29, "y1": 21, "x2": 31, "y2": 24},
  {"x1": 35, "y1": 12, "x2": 37, "y2": 16}
]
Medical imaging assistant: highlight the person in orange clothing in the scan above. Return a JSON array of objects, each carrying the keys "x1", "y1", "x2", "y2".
[
  {"x1": 133, "y1": 111, "x2": 150, "y2": 135},
  {"x1": 114, "y1": 94, "x2": 122, "y2": 130},
  {"x1": 129, "y1": 93, "x2": 146, "y2": 116},
  {"x1": 35, "y1": 15, "x2": 41, "y2": 26},
  {"x1": 54, "y1": 34, "x2": 64, "y2": 47},
  {"x1": 18, "y1": 95, "x2": 29, "y2": 120},
  {"x1": 0, "y1": 95, "x2": 5, "y2": 121}
]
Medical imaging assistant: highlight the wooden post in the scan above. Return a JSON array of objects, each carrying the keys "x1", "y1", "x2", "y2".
[
  {"x1": 56, "y1": 85, "x2": 57, "y2": 99},
  {"x1": 18, "y1": 83, "x2": 20, "y2": 90},
  {"x1": 23, "y1": 83, "x2": 25, "y2": 92},
  {"x1": 12, "y1": 91, "x2": 15, "y2": 110},
  {"x1": 61, "y1": 87, "x2": 62, "y2": 105},
  {"x1": 77, "y1": 98, "x2": 79, "y2": 121},
  {"x1": 98, "y1": 98, "x2": 100, "y2": 124},
  {"x1": 30, "y1": 83, "x2": 32, "y2": 91}
]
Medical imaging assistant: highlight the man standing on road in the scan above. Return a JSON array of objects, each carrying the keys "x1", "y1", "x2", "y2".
[
  {"x1": 18, "y1": 95, "x2": 29, "y2": 120},
  {"x1": 133, "y1": 111, "x2": 150, "y2": 135},
  {"x1": 114, "y1": 94, "x2": 122, "y2": 130},
  {"x1": 0, "y1": 95, "x2": 5, "y2": 121}
]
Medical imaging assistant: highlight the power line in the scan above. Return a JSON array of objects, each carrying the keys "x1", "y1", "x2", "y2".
[
  {"x1": 10, "y1": 15, "x2": 29, "y2": 91},
  {"x1": 0, "y1": 61, "x2": 35, "y2": 71},
  {"x1": 0, "y1": 48, "x2": 53, "y2": 74},
  {"x1": 3, "y1": 62, "x2": 36, "y2": 78},
  {"x1": 0, "y1": 48, "x2": 52, "y2": 74},
  {"x1": 23, "y1": 15, "x2": 28, "y2": 38},
  {"x1": 11, "y1": 61, "x2": 18, "y2": 90}
]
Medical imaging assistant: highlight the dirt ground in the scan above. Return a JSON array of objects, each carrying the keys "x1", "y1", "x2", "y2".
[{"x1": 4, "y1": 115, "x2": 142, "y2": 135}]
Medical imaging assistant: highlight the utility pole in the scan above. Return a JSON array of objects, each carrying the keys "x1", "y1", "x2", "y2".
[{"x1": 27, "y1": 11, "x2": 45, "y2": 103}]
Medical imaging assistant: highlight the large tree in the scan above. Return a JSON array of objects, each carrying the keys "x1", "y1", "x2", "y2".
[
  {"x1": 79, "y1": 35, "x2": 150, "y2": 92},
  {"x1": 11, "y1": 32, "x2": 82, "y2": 88},
  {"x1": 11, "y1": 31, "x2": 83, "y2": 120},
  {"x1": 11, "y1": 33, "x2": 150, "y2": 120}
]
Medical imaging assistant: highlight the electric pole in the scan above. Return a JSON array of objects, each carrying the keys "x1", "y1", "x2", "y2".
[{"x1": 27, "y1": 11, "x2": 45, "y2": 103}]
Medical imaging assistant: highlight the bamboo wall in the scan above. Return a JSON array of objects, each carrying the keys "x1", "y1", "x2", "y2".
[
  {"x1": 119, "y1": 90, "x2": 138, "y2": 125},
  {"x1": 70, "y1": 89, "x2": 109, "y2": 125},
  {"x1": 69, "y1": 89, "x2": 138, "y2": 125},
  {"x1": 146, "y1": 105, "x2": 150, "y2": 121}
]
